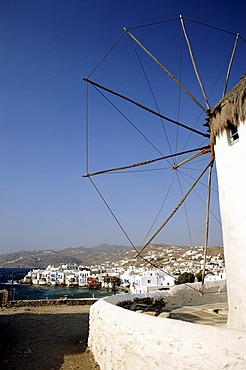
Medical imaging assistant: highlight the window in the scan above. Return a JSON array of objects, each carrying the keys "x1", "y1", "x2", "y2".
[
  {"x1": 147, "y1": 279, "x2": 151, "y2": 284},
  {"x1": 227, "y1": 122, "x2": 239, "y2": 145}
]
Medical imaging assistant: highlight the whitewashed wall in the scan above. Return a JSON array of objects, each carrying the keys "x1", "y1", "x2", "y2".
[
  {"x1": 215, "y1": 121, "x2": 246, "y2": 330},
  {"x1": 89, "y1": 282, "x2": 246, "y2": 370}
]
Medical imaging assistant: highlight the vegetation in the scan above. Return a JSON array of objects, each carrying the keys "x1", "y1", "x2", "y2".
[
  {"x1": 176, "y1": 272, "x2": 195, "y2": 285},
  {"x1": 195, "y1": 270, "x2": 214, "y2": 282}
]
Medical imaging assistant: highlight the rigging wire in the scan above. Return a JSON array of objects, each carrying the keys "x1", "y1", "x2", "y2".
[
  {"x1": 89, "y1": 174, "x2": 218, "y2": 295},
  {"x1": 206, "y1": 53, "x2": 231, "y2": 104},
  {"x1": 83, "y1": 145, "x2": 210, "y2": 177},
  {"x1": 177, "y1": 45, "x2": 231, "y2": 156},
  {"x1": 141, "y1": 172, "x2": 176, "y2": 246},
  {"x1": 88, "y1": 176, "x2": 137, "y2": 252},
  {"x1": 177, "y1": 169, "x2": 221, "y2": 225},
  {"x1": 91, "y1": 85, "x2": 165, "y2": 157},
  {"x1": 83, "y1": 78, "x2": 210, "y2": 138},
  {"x1": 172, "y1": 147, "x2": 210, "y2": 170},
  {"x1": 135, "y1": 158, "x2": 214, "y2": 258},
  {"x1": 128, "y1": 33, "x2": 174, "y2": 165},
  {"x1": 174, "y1": 29, "x2": 225, "y2": 159},
  {"x1": 180, "y1": 15, "x2": 210, "y2": 110},
  {"x1": 96, "y1": 166, "x2": 171, "y2": 174},
  {"x1": 87, "y1": 176, "x2": 204, "y2": 294},
  {"x1": 133, "y1": 253, "x2": 203, "y2": 294},
  {"x1": 222, "y1": 33, "x2": 240, "y2": 97},
  {"x1": 124, "y1": 28, "x2": 207, "y2": 114},
  {"x1": 88, "y1": 176, "x2": 175, "y2": 281},
  {"x1": 174, "y1": 19, "x2": 214, "y2": 164},
  {"x1": 184, "y1": 17, "x2": 246, "y2": 41},
  {"x1": 172, "y1": 25, "x2": 208, "y2": 167},
  {"x1": 128, "y1": 17, "x2": 245, "y2": 43},
  {"x1": 174, "y1": 23, "x2": 183, "y2": 158},
  {"x1": 175, "y1": 170, "x2": 193, "y2": 247},
  {"x1": 85, "y1": 82, "x2": 89, "y2": 174},
  {"x1": 87, "y1": 31, "x2": 126, "y2": 78},
  {"x1": 179, "y1": 128, "x2": 209, "y2": 164},
  {"x1": 128, "y1": 18, "x2": 179, "y2": 30},
  {"x1": 201, "y1": 160, "x2": 214, "y2": 293}
]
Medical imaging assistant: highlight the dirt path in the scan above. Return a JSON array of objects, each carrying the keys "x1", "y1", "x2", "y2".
[{"x1": 0, "y1": 305, "x2": 100, "y2": 370}]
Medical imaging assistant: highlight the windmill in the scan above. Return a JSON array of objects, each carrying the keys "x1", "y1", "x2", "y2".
[{"x1": 83, "y1": 16, "x2": 246, "y2": 330}]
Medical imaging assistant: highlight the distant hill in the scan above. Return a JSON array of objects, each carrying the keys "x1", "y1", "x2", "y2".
[
  {"x1": 0, "y1": 244, "x2": 133, "y2": 268},
  {"x1": 0, "y1": 243, "x2": 224, "y2": 269}
]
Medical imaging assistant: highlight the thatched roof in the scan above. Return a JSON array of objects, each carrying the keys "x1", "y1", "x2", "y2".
[{"x1": 207, "y1": 74, "x2": 246, "y2": 151}]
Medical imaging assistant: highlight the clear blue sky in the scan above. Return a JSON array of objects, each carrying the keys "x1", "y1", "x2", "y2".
[{"x1": 1, "y1": 0, "x2": 245, "y2": 254}]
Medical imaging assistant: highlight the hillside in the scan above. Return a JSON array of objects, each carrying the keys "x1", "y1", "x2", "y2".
[
  {"x1": 0, "y1": 243, "x2": 223, "y2": 269},
  {"x1": 0, "y1": 244, "x2": 133, "y2": 268}
]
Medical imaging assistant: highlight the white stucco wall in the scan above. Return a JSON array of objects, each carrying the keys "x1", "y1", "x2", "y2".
[
  {"x1": 89, "y1": 282, "x2": 246, "y2": 370},
  {"x1": 214, "y1": 121, "x2": 246, "y2": 330}
]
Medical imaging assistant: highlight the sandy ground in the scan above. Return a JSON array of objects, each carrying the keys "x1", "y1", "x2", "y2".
[{"x1": 0, "y1": 305, "x2": 100, "y2": 370}]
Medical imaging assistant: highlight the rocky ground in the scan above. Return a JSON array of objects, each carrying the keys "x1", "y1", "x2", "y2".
[{"x1": 0, "y1": 305, "x2": 100, "y2": 370}]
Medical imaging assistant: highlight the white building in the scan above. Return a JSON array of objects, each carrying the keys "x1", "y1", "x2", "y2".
[
  {"x1": 78, "y1": 269, "x2": 90, "y2": 286},
  {"x1": 23, "y1": 265, "x2": 91, "y2": 287},
  {"x1": 129, "y1": 269, "x2": 175, "y2": 294},
  {"x1": 56, "y1": 271, "x2": 65, "y2": 285},
  {"x1": 65, "y1": 273, "x2": 78, "y2": 286},
  {"x1": 205, "y1": 271, "x2": 226, "y2": 281}
]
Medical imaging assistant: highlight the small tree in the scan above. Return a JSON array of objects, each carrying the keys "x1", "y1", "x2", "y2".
[
  {"x1": 196, "y1": 270, "x2": 214, "y2": 282},
  {"x1": 176, "y1": 272, "x2": 195, "y2": 285},
  {"x1": 196, "y1": 270, "x2": 203, "y2": 282}
]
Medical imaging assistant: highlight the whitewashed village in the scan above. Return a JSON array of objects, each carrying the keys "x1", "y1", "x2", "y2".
[{"x1": 22, "y1": 244, "x2": 225, "y2": 294}]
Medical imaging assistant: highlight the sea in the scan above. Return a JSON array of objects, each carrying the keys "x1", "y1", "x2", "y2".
[{"x1": 0, "y1": 268, "x2": 117, "y2": 301}]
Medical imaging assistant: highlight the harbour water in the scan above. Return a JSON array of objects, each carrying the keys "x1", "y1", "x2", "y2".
[{"x1": 0, "y1": 268, "x2": 116, "y2": 301}]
